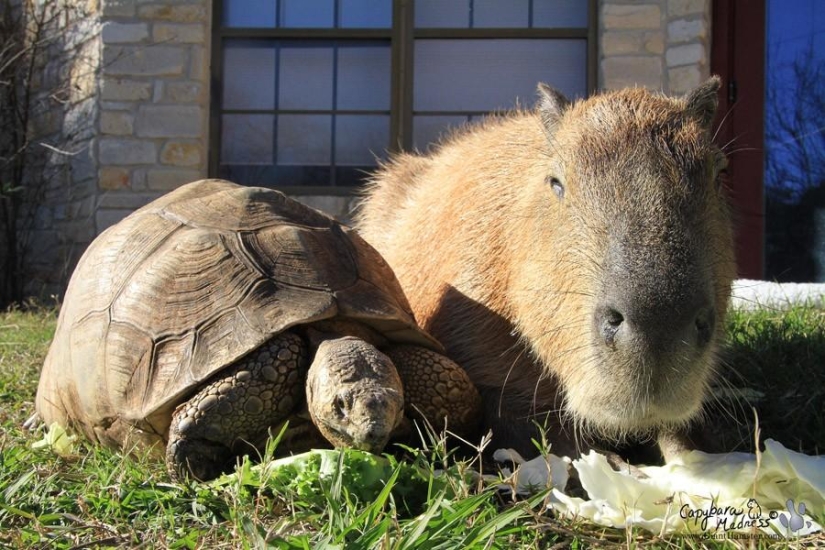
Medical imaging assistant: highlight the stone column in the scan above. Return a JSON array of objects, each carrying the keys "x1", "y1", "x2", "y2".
[
  {"x1": 599, "y1": 0, "x2": 712, "y2": 94},
  {"x1": 22, "y1": 2, "x2": 100, "y2": 298},
  {"x1": 96, "y1": 0, "x2": 210, "y2": 230}
]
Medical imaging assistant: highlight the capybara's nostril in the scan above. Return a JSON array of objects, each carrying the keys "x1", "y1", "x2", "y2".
[
  {"x1": 595, "y1": 299, "x2": 714, "y2": 354},
  {"x1": 694, "y1": 307, "x2": 715, "y2": 347},
  {"x1": 596, "y1": 306, "x2": 625, "y2": 348}
]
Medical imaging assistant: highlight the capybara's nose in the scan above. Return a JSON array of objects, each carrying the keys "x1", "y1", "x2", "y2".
[{"x1": 594, "y1": 300, "x2": 715, "y2": 354}]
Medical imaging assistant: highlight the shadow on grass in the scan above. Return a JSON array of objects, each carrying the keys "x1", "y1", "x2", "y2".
[{"x1": 707, "y1": 305, "x2": 825, "y2": 455}]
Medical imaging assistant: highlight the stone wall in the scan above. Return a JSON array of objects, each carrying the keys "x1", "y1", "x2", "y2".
[
  {"x1": 20, "y1": 1, "x2": 100, "y2": 299},
  {"x1": 21, "y1": 0, "x2": 211, "y2": 298},
  {"x1": 96, "y1": 0, "x2": 210, "y2": 230},
  {"x1": 21, "y1": 0, "x2": 714, "y2": 299},
  {"x1": 599, "y1": 0, "x2": 711, "y2": 94}
]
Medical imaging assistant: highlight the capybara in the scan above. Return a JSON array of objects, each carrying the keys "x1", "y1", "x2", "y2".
[{"x1": 356, "y1": 78, "x2": 736, "y2": 461}]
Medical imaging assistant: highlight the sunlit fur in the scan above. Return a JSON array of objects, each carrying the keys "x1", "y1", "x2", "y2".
[{"x1": 356, "y1": 81, "x2": 736, "y2": 456}]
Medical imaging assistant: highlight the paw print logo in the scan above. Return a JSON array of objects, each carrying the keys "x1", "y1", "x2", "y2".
[
  {"x1": 746, "y1": 498, "x2": 762, "y2": 520},
  {"x1": 779, "y1": 499, "x2": 812, "y2": 534}
]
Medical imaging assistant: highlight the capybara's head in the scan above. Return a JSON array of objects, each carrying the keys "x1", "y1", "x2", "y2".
[{"x1": 513, "y1": 78, "x2": 735, "y2": 439}]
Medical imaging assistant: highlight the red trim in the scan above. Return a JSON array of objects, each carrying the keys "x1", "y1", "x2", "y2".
[{"x1": 711, "y1": 0, "x2": 766, "y2": 279}]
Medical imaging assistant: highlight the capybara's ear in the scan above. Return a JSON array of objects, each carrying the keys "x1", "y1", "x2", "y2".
[
  {"x1": 684, "y1": 76, "x2": 721, "y2": 129},
  {"x1": 537, "y1": 83, "x2": 571, "y2": 134}
]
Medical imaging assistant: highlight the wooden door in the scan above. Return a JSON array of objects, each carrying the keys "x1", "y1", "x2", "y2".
[{"x1": 711, "y1": 0, "x2": 766, "y2": 279}]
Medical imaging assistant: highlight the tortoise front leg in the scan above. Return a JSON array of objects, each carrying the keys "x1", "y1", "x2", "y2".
[
  {"x1": 384, "y1": 346, "x2": 482, "y2": 441},
  {"x1": 166, "y1": 332, "x2": 308, "y2": 481}
]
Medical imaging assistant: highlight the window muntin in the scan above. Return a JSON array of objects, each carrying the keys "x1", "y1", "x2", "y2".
[
  {"x1": 213, "y1": 0, "x2": 594, "y2": 191},
  {"x1": 415, "y1": 0, "x2": 588, "y2": 29},
  {"x1": 219, "y1": 39, "x2": 391, "y2": 187},
  {"x1": 222, "y1": 0, "x2": 393, "y2": 28}
]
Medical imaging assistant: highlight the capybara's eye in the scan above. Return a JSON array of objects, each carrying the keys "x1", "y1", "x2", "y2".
[{"x1": 547, "y1": 176, "x2": 565, "y2": 200}]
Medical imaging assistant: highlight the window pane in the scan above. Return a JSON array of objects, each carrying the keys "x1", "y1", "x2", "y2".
[
  {"x1": 335, "y1": 115, "x2": 389, "y2": 165},
  {"x1": 414, "y1": 39, "x2": 587, "y2": 112},
  {"x1": 281, "y1": 0, "x2": 334, "y2": 27},
  {"x1": 474, "y1": 0, "x2": 529, "y2": 28},
  {"x1": 337, "y1": 45, "x2": 391, "y2": 110},
  {"x1": 340, "y1": 0, "x2": 392, "y2": 28},
  {"x1": 278, "y1": 45, "x2": 334, "y2": 110},
  {"x1": 222, "y1": 0, "x2": 276, "y2": 28},
  {"x1": 412, "y1": 115, "x2": 470, "y2": 151},
  {"x1": 223, "y1": 41, "x2": 276, "y2": 110},
  {"x1": 221, "y1": 115, "x2": 274, "y2": 164},
  {"x1": 277, "y1": 115, "x2": 332, "y2": 165},
  {"x1": 415, "y1": 0, "x2": 469, "y2": 28},
  {"x1": 533, "y1": 0, "x2": 589, "y2": 28}
]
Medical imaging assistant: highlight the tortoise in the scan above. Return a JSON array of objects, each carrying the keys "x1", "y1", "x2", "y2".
[{"x1": 34, "y1": 179, "x2": 481, "y2": 481}]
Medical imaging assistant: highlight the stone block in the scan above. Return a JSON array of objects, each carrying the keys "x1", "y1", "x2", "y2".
[
  {"x1": 135, "y1": 105, "x2": 203, "y2": 137},
  {"x1": 66, "y1": 177, "x2": 98, "y2": 203},
  {"x1": 668, "y1": 0, "x2": 708, "y2": 17},
  {"x1": 104, "y1": 45, "x2": 186, "y2": 76},
  {"x1": 98, "y1": 192, "x2": 161, "y2": 209},
  {"x1": 666, "y1": 43, "x2": 704, "y2": 67},
  {"x1": 96, "y1": 209, "x2": 131, "y2": 232},
  {"x1": 70, "y1": 144, "x2": 98, "y2": 183},
  {"x1": 100, "y1": 111, "x2": 134, "y2": 135},
  {"x1": 62, "y1": 221, "x2": 97, "y2": 244},
  {"x1": 69, "y1": 57, "x2": 98, "y2": 103},
  {"x1": 33, "y1": 205, "x2": 54, "y2": 230},
  {"x1": 25, "y1": 230, "x2": 61, "y2": 261},
  {"x1": 131, "y1": 169, "x2": 148, "y2": 190},
  {"x1": 667, "y1": 19, "x2": 707, "y2": 43},
  {"x1": 602, "y1": 31, "x2": 664, "y2": 56},
  {"x1": 101, "y1": 22, "x2": 149, "y2": 44},
  {"x1": 69, "y1": 195, "x2": 97, "y2": 220},
  {"x1": 189, "y1": 46, "x2": 207, "y2": 80},
  {"x1": 602, "y1": 32, "x2": 643, "y2": 55},
  {"x1": 99, "y1": 138, "x2": 156, "y2": 165},
  {"x1": 163, "y1": 81, "x2": 203, "y2": 103},
  {"x1": 669, "y1": 65, "x2": 704, "y2": 94},
  {"x1": 153, "y1": 23, "x2": 205, "y2": 44},
  {"x1": 101, "y1": 0, "x2": 136, "y2": 17},
  {"x1": 101, "y1": 101, "x2": 137, "y2": 111},
  {"x1": 101, "y1": 79, "x2": 152, "y2": 102},
  {"x1": 602, "y1": 56, "x2": 663, "y2": 90},
  {"x1": 147, "y1": 169, "x2": 203, "y2": 190},
  {"x1": 645, "y1": 32, "x2": 665, "y2": 54},
  {"x1": 602, "y1": 4, "x2": 661, "y2": 30},
  {"x1": 160, "y1": 142, "x2": 202, "y2": 166},
  {"x1": 53, "y1": 203, "x2": 68, "y2": 222},
  {"x1": 99, "y1": 167, "x2": 131, "y2": 190},
  {"x1": 28, "y1": 110, "x2": 63, "y2": 139},
  {"x1": 64, "y1": 100, "x2": 98, "y2": 142},
  {"x1": 137, "y1": 4, "x2": 207, "y2": 22}
]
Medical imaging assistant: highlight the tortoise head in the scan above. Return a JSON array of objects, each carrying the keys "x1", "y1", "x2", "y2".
[{"x1": 306, "y1": 336, "x2": 405, "y2": 453}]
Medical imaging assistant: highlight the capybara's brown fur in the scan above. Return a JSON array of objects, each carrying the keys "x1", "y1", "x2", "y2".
[{"x1": 356, "y1": 79, "x2": 736, "y2": 460}]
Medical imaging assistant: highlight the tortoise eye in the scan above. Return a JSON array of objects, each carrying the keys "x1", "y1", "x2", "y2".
[
  {"x1": 333, "y1": 395, "x2": 347, "y2": 418},
  {"x1": 547, "y1": 176, "x2": 564, "y2": 200}
]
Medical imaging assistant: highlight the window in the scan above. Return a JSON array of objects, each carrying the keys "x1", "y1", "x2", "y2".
[{"x1": 211, "y1": 0, "x2": 596, "y2": 192}]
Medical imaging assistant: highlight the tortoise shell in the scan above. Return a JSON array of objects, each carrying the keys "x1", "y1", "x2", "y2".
[{"x1": 35, "y1": 179, "x2": 438, "y2": 451}]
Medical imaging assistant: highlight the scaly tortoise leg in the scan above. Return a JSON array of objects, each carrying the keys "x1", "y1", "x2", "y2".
[
  {"x1": 384, "y1": 346, "x2": 482, "y2": 441},
  {"x1": 166, "y1": 332, "x2": 308, "y2": 481}
]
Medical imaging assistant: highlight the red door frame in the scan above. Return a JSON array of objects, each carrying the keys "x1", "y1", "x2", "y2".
[{"x1": 711, "y1": 0, "x2": 766, "y2": 279}]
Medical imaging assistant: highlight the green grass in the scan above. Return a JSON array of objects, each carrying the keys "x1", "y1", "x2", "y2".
[
  {"x1": 1, "y1": 303, "x2": 823, "y2": 549},
  {"x1": 711, "y1": 303, "x2": 825, "y2": 455}
]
